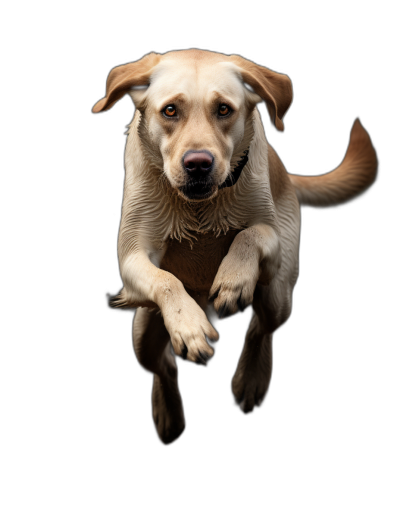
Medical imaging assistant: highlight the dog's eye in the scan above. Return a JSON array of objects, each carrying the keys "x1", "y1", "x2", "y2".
[
  {"x1": 218, "y1": 104, "x2": 232, "y2": 117},
  {"x1": 163, "y1": 105, "x2": 176, "y2": 117}
]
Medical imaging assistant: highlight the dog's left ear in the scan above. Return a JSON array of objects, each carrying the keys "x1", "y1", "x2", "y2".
[
  {"x1": 92, "y1": 52, "x2": 161, "y2": 113},
  {"x1": 231, "y1": 56, "x2": 293, "y2": 131}
]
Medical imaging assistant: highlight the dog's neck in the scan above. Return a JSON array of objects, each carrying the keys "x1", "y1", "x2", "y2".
[{"x1": 155, "y1": 174, "x2": 250, "y2": 243}]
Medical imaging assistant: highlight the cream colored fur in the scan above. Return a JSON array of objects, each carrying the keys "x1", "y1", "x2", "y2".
[{"x1": 93, "y1": 49, "x2": 377, "y2": 444}]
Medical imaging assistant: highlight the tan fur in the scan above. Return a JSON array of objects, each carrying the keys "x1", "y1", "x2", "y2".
[
  {"x1": 93, "y1": 49, "x2": 377, "y2": 443},
  {"x1": 289, "y1": 118, "x2": 377, "y2": 206},
  {"x1": 268, "y1": 142, "x2": 292, "y2": 202}
]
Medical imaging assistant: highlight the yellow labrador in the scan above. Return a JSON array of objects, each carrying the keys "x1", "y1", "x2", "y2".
[{"x1": 93, "y1": 49, "x2": 377, "y2": 444}]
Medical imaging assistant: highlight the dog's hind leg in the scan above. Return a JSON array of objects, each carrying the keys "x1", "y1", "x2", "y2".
[
  {"x1": 232, "y1": 284, "x2": 292, "y2": 413},
  {"x1": 231, "y1": 312, "x2": 273, "y2": 413},
  {"x1": 133, "y1": 307, "x2": 185, "y2": 444}
]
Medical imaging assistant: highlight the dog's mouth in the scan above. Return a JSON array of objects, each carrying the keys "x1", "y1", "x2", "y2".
[
  {"x1": 178, "y1": 149, "x2": 249, "y2": 200},
  {"x1": 179, "y1": 179, "x2": 216, "y2": 201}
]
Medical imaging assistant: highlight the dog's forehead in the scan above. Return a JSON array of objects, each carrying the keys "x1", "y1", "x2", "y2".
[{"x1": 148, "y1": 57, "x2": 244, "y2": 103}]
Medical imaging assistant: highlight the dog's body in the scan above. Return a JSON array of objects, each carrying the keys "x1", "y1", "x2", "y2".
[{"x1": 93, "y1": 49, "x2": 377, "y2": 443}]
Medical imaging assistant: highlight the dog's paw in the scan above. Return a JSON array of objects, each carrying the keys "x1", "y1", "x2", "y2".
[
  {"x1": 209, "y1": 257, "x2": 259, "y2": 318},
  {"x1": 163, "y1": 299, "x2": 219, "y2": 364},
  {"x1": 152, "y1": 374, "x2": 185, "y2": 444},
  {"x1": 232, "y1": 367, "x2": 271, "y2": 413}
]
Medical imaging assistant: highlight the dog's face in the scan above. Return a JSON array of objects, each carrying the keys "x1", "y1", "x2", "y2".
[
  {"x1": 93, "y1": 50, "x2": 293, "y2": 201},
  {"x1": 134, "y1": 55, "x2": 260, "y2": 200}
]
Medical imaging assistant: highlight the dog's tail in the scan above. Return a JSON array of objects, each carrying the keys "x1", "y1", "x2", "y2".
[{"x1": 288, "y1": 119, "x2": 378, "y2": 207}]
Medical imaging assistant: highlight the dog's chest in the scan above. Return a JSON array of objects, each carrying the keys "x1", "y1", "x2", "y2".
[{"x1": 160, "y1": 230, "x2": 239, "y2": 293}]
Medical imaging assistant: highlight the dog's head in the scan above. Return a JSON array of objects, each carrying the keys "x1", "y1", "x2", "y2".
[{"x1": 93, "y1": 50, "x2": 292, "y2": 201}]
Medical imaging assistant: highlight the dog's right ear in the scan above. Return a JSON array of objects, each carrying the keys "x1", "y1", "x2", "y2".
[{"x1": 92, "y1": 53, "x2": 161, "y2": 113}]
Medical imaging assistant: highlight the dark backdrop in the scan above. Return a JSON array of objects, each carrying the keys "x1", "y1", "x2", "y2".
[{"x1": 54, "y1": 10, "x2": 398, "y2": 488}]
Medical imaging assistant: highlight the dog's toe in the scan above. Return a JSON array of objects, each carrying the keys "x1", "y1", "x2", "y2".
[
  {"x1": 209, "y1": 288, "x2": 220, "y2": 303},
  {"x1": 196, "y1": 351, "x2": 211, "y2": 365},
  {"x1": 237, "y1": 292, "x2": 247, "y2": 312},
  {"x1": 180, "y1": 344, "x2": 188, "y2": 360},
  {"x1": 217, "y1": 303, "x2": 230, "y2": 318},
  {"x1": 205, "y1": 335, "x2": 217, "y2": 348}
]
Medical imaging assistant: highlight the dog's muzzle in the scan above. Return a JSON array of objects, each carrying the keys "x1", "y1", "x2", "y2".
[
  {"x1": 180, "y1": 150, "x2": 215, "y2": 200},
  {"x1": 179, "y1": 148, "x2": 250, "y2": 200}
]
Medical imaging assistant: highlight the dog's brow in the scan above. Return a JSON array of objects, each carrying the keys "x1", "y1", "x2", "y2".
[
  {"x1": 159, "y1": 93, "x2": 187, "y2": 109},
  {"x1": 209, "y1": 91, "x2": 238, "y2": 110}
]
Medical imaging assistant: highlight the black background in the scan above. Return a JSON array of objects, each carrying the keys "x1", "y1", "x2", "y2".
[{"x1": 47, "y1": 8, "x2": 398, "y2": 490}]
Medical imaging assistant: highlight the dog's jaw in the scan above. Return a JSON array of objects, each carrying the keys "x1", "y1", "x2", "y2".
[{"x1": 179, "y1": 181, "x2": 218, "y2": 202}]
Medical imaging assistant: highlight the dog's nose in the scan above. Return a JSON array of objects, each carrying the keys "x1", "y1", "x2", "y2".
[{"x1": 183, "y1": 150, "x2": 214, "y2": 176}]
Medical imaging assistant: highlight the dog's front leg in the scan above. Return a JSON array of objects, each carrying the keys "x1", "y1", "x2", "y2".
[
  {"x1": 209, "y1": 224, "x2": 281, "y2": 317},
  {"x1": 121, "y1": 252, "x2": 219, "y2": 363}
]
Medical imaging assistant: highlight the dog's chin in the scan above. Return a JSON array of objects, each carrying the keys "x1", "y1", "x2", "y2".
[{"x1": 179, "y1": 181, "x2": 217, "y2": 202}]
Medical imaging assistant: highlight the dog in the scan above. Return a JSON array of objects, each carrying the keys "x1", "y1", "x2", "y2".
[{"x1": 93, "y1": 49, "x2": 377, "y2": 444}]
